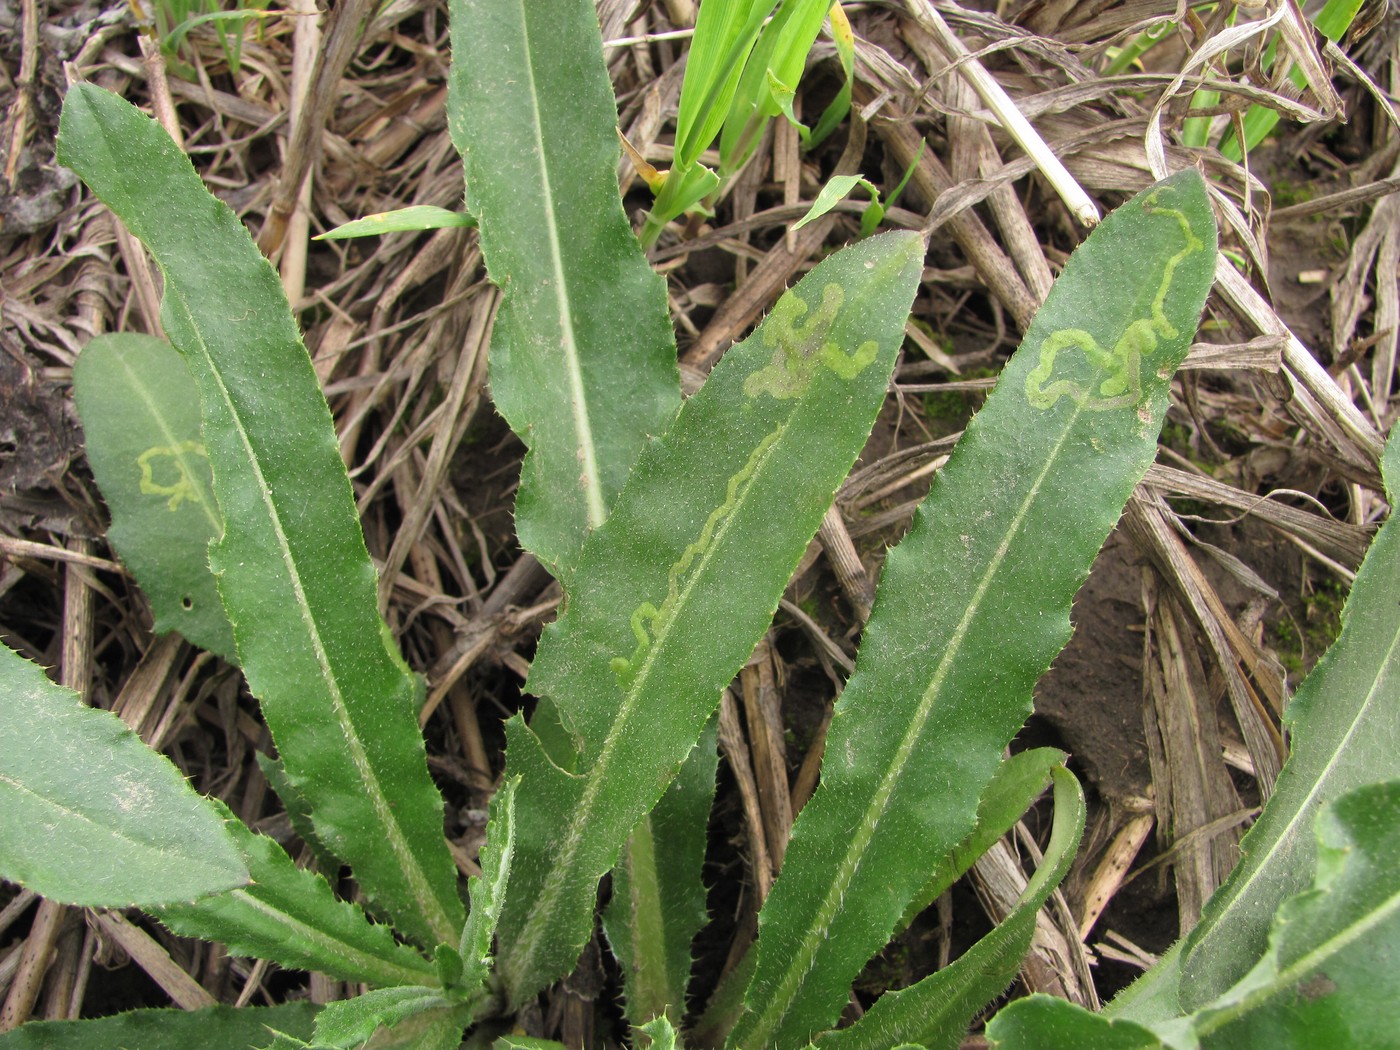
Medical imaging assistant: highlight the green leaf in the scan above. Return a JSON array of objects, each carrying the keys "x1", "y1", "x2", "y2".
[
  {"x1": 641, "y1": 162, "x2": 723, "y2": 247},
  {"x1": 987, "y1": 996, "x2": 1165, "y2": 1049},
  {"x1": 311, "y1": 988, "x2": 455, "y2": 1049},
  {"x1": 897, "y1": 747, "x2": 1068, "y2": 933},
  {"x1": 447, "y1": 0, "x2": 681, "y2": 578},
  {"x1": 805, "y1": 2, "x2": 855, "y2": 149},
  {"x1": 0, "y1": 641, "x2": 247, "y2": 906},
  {"x1": 434, "y1": 944, "x2": 464, "y2": 990},
  {"x1": 729, "y1": 170, "x2": 1217, "y2": 1049},
  {"x1": 495, "y1": 231, "x2": 925, "y2": 1005},
  {"x1": 256, "y1": 753, "x2": 337, "y2": 868},
  {"x1": 73, "y1": 333, "x2": 235, "y2": 661},
  {"x1": 150, "y1": 800, "x2": 436, "y2": 987},
  {"x1": 0, "y1": 1002, "x2": 318, "y2": 1050},
  {"x1": 674, "y1": 0, "x2": 777, "y2": 170},
  {"x1": 791, "y1": 175, "x2": 871, "y2": 233},
  {"x1": 604, "y1": 718, "x2": 719, "y2": 1025},
  {"x1": 638, "y1": 1014, "x2": 685, "y2": 1050},
  {"x1": 1184, "y1": 780, "x2": 1400, "y2": 1048},
  {"x1": 458, "y1": 777, "x2": 518, "y2": 1006},
  {"x1": 56, "y1": 83, "x2": 462, "y2": 948},
  {"x1": 1218, "y1": 0, "x2": 1364, "y2": 161},
  {"x1": 718, "y1": 0, "x2": 828, "y2": 174},
  {"x1": 691, "y1": 930, "x2": 758, "y2": 1049},
  {"x1": 990, "y1": 780, "x2": 1400, "y2": 1049},
  {"x1": 1112, "y1": 421, "x2": 1400, "y2": 1019},
  {"x1": 359, "y1": 1006, "x2": 471, "y2": 1050},
  {"x1": 760, "y1": 0, "x2": 834, "y2": 102},
  {"x1": 315, "y1": 205, "x2": 475, "y2": 241},
  {"x1": 816, "y1": 765, "x2": 1085, "y2": 1050}
]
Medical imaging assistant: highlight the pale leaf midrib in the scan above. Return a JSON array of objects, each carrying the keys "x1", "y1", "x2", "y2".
[
  {"x1": 627, "y1": 813, "x2": 674, "y2": 1013},
  {"x1": 0, "y1": 770, "x2": 232, "y2": 883},
  {"x1": 509, "y1": 420, "x2": 789, "y2": 989},
  {"x1": 743, "y1": 412, "x2": 1081, "y2": 1046},
  {"x1": 226, "y1": 889, "x2": 434, "y2": 986},
  {"x1": 1189, "y1": 614, "x2": 1400, "y2": 957},
  {"x1": 1194, "y1": 881, "x2": 1400, "y2": 1037},
  {"x1": 510, "y1": 0, "x2": 606, "y2": 530},
  {"x1": 174, "y1": 294, "x2": 453, "y2": 944}
]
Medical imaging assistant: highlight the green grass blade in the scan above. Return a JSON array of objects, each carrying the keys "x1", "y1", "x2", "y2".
[
  {"x1": 805, "y1": 2, "x2": 855, "y2": 149},
  {"x1": 73, "y1": 333, "x2": 235, "y2": 662},
  {"x1": 816, "y1": 765, "x2": 1085, "y2": 1050},
  {"x1": 791, "y1": 174, "x2": 870, "y2": 232},
  {"x1": 603, "y1": 719, "x2": 719, "y2": 1025},
  {"x1": 1111, "y1": 421, "x2": 1400, "y2": 1018},
  {"x1": 674, "y1": 0, "x2": 777, "y2": 169},
  {"x1": 1218, "y1": 0, "x2": 1363, "y2": 161},
  {"x1": 151, "y1": 801, "x2": 437, "y2": 988},
  {"x1": 729, "y1": 171, "x2": 1216, "y2": 1049},
  {"x1": 56, "y1": 84, "x2": 462, "y2": 949},
  {"x1": 0, "y1": 642, "x2": 247, "y2": 906},
  {"x1": 315, "y1": 205, "x2": 475, "y2": 241},
  {"x1": 447, "y1": 0, "x2": 681, "y2": 578},
  {"x1": 495, "y1": 231, "x2": 925, "y2": 1005},
  {"x1": 718, "y1": 0, "x2": 828, "y2": 173}
]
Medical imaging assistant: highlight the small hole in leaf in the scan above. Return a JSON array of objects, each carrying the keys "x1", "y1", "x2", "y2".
[{"x1": 181, "y1": 596, "x2": 194, "y2": 610}]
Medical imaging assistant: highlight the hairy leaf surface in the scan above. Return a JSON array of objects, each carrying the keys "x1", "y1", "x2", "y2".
[
  {"x1": 495, "y1": 231, "x2": 925, "y2": 1004},
  {"x1": 74, "y1": 333, "x2": 235, "y2": 661},
  {"x1": 0, "y1": 1003, "x2": 317, "y2": 1050},
  {"x1": 447, "y1": 0, "x2": 681, "y2": 577},
  {"x1": 1112, "y1": 421, "x2": 1400, "y2": 1019},
  {"x1": 989, "y1": 780, "x2": 1400, "y2": 1049},
  {"x1": 0, "y1": 642, "x2": 245, "y2": 906},
  {"x1": 988, "y1": 997, "x2": 1165, "y2": 1049},
  {"x1": 57, "y1": 84, "x2": 461, "y2": 948},
  {"x1": 311, "y1": 987, "x2": 456, "y2": 1048},
  {"x1": 897, "y1": 747, "x2": 1068, "y2": 932},
  {"x1": 151, "y1": 801, "x2": 436, "y2": 987},
  {"x1": 818, "y1": 765, "x2": 1084, "y2": 1050},
  {"x1": 458, "y1": 778, "x2": 517, "y2": 1009},
  {"x1": 603, "y1": 719, "x2": 719, "y2": 1024},
  {"x1": 731, "y1": 171, "x2": 1216, "y2": 1048}
]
